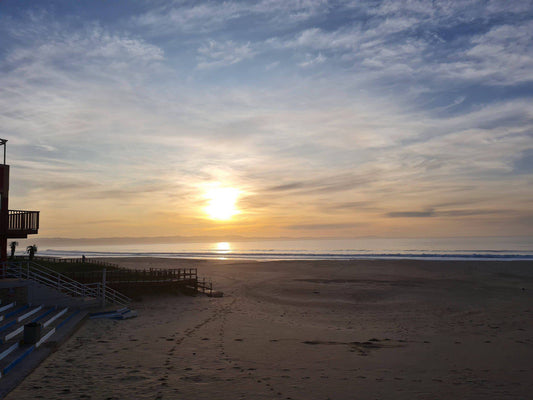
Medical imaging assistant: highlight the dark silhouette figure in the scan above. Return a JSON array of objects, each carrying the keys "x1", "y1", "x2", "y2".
[
  {"x1": 26, "y1": 244, "x2": 37, "y2": 260},
  {"x1": 9, "y1": 241, "x2": 18, "y2": 259}
]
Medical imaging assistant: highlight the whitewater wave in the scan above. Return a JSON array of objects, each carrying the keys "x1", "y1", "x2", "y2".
[{"x1": 38, "y1": 248, "x2": 533, "y2": 261}]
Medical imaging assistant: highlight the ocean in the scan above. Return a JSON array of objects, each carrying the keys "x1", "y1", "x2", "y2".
[{"x1": 28, "y1": 236, "x2": 533, "y2": 261}]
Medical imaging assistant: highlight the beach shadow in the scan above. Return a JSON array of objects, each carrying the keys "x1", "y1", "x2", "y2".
[{"x1": 302, "y1": 338, "x2": 404, "y2": 356}]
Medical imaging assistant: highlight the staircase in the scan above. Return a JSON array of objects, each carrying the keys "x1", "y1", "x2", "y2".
[
  {"x1": 0, "y1": 301, "x2": 84, "y2": 380},
  {"x1": 0, "y1": 262, "x2": 131, "y2": 394},
  {"x1": 2, "y1": 261, "x2": 131, "y2": 308}
]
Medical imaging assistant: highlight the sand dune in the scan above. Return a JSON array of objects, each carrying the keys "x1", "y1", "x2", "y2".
[{"x1": 6, "y1": 258, "x2": 533, "y2": 399}]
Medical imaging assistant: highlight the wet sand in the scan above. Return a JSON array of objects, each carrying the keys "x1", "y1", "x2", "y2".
[{"x1": 6, "y1": 258, "x2": 533, "y2": 399}]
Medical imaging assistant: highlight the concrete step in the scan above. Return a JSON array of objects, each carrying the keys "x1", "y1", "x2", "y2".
[
  {"x1": 0, "y1": 305, "x2": 33, "y2": 336},
  {"x1": 0, "y1": 306, "x2": 47, "y2": 344},
  {"x1": 0, "y1": 306, "x2": 53, "y2": 347},
  {"x1": 0, "y1": 306, "x2": 85, "y2": 380},
  {"x1": 0, "y1": 303, "x2": 17, "y2": 323}
]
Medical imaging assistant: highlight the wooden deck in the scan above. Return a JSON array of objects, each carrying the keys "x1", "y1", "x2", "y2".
[
  {"x1": 64, "y1": 267, "x2": 213, "y2": 297},
  {"x1": 7, "y1": 210, "x2": 39, "y2": 238}
]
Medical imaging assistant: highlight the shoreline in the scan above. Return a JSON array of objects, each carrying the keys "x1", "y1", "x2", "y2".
[
  {"x1": 5, "y1": 258, "x2": 533, "y2": 399},
  {"x1": 27, "y1": 251, "x2": 533, "y2": 262}
]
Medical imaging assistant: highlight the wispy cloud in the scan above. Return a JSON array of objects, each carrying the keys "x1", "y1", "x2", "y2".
[
  {"x1": 133, "y1": 0, "x2": 329, "y2": 35},
  {"x1": 197, "y1": 40, "x2": 257, "y2": 69},
  {"x1": 386, "y1": 211, "x2": 435, "y2": 218},
  {"x1": 513, "y1": 149, "x2": 533, "y2": 174},
  {"x1": 287, "y1": 223, "x2": 365, "y2": 230},
  {"x1": 299, "y1": 52, "x2": 326, "y2": 68},
  {"x1": 432, "y1": 22, "x2": 533, "y2": 85},
  {"x1": 386, "y1": 209, "x2": 514, "y2": 218}
]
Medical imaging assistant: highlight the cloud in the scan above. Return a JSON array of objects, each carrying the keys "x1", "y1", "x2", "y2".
[
  {"x1": 323, "y1": 201, "x2": 374, "y2": 211},
  {"x1": 264, "y1": 61, "x2": 280, "y2": 70},
  {"x1": 434, "y1": 21, "x2": 533, "y2": 85},
  {"x1": 264, "y1": 173, "x2": 375, "y2": 195},
  {"x1": 267, "y1": 182, "x2": 306, "y2": 191},
  {"x1": 197, "y1": 40, "x2": 257, "y2": 69},
  {"x1": 387, "y1": 211, "x2": 435, "y2": 218},
  {"x1": 260, "y1": 3, "x2": 533, "y2": 91},
  {"x1": 286, "y1": 223, "x2": 364, "y2": 230},
  {"x1": 5, "y1": 23, "x2": 163, "y2": 68},
  {"x1": 266, "y1": 27, "x2": 360, "y2": 52},
  {"x1": 386, "y1": 209, "x2": 513, "y2": 218},
  {"x1": 513, "y1": 149, "x2": 533, "y2": 174},
  {"x1": 1, "y1": 15, "x2": 168, "y2": 153},
  {"x1": 133, "y1": 2, "x2": 246, "y2": 34},
  {"x1": 299, "y1": 52, "x2": 326, "y2": 68},
  {"x1": 82, "y1": 219, "x2": 123, "y2": 225},
  {"x1": 84, "y1": 186, "x2": 167, "y2": 200},
  {"x1": 133, "y1": 0, "x2": 329, "y2": 35}
]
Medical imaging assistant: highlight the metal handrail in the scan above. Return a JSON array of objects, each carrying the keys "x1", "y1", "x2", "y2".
[
  {"x1": 85, "y1": 283, "x2": 131, "y2": 306},
  {"x1": 4, "y1": 261, "x2": 99, "y2": 298},
  {"x1": 2, "y1": 261, "x2": 131, "y2": 307}
]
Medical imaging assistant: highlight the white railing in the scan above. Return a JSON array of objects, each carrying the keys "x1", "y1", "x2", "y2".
[
  {"x1": 2, "y1": 261, "x2": 130, "y2": 307},
  {"x1": 85, "y1": 282, "x2": 131, "y2": 307}
]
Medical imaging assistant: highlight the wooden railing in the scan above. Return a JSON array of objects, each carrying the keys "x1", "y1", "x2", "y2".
[
  {"x1": 196, "y1": 276, "x2": 213, "y2": 295},
  {"x1": 31, "y1": 256, "x2": 119, "y2": 269},
  {"x1": 63, "y1": 267, "x2": 213, "y2": 295},
  {"x1": 8, "y1": 210, "x2": 39, "y2": 233},
  {"x1": 66, "y1": 268, "x2": 198, "y2": 284}
]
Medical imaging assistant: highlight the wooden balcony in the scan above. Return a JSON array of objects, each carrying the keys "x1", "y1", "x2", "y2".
[{"x1": 8, "y1": 210, "x2": 39, "y2": 238}]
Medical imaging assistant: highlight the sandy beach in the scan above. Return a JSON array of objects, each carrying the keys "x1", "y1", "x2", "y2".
[{"x1": 6, "y1": 258, "x2": 533, "y2": 400}]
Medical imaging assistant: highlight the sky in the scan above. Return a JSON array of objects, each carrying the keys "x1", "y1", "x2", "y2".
[{"x1": 1, "y1": 0, "x2": 533, "y2": 240}]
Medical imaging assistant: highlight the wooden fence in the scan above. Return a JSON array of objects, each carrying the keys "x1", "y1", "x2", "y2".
[
  {"x1": 66, "y1": 268, "x2": 197, "y2": 283},
  {"x1": 20, "y1": 256, "x2": 120, "y2": 269},
  {"x1": 11, "y1": 257, "x2": 214, "y2": 296},
  {"x1": 64, "y1": 267, "x2": 213, "y2": 296}
]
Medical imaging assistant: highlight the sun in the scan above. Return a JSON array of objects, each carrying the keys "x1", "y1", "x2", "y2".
[{"x1": 204, "y1": 186, "x2": 240, "y2": 220}]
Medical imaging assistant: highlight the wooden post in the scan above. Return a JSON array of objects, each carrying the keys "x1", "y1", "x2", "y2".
[
  {"x1": 0, "y1": 165, "x2": 9, "y2": 264},
  {"x1": 102, "y1": 268, "x2": 106, "y2": 307}
]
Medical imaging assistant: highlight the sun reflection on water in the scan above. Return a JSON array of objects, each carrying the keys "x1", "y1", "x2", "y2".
[{"x1": 215, "y1": 242, "x2": 231, "y2": 253}]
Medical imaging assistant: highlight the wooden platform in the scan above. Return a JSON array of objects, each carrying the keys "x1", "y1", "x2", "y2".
[{"x1": 64, "y1": 268, "x2": 213, "y2": 297}]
